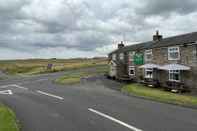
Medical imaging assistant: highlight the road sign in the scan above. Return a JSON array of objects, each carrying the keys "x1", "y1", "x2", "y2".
[{"x1": 0, "y1": 90, "x2": 13, "y2": 95}]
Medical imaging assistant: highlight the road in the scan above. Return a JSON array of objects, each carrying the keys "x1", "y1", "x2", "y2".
[{"x1": 0, "y1": 71, "x2": 197, "y2": 131}]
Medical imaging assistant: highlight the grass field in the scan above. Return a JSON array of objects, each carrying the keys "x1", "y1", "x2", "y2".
[
  {"x1": 0, "y1": 58, "x2": 107, "y2": 75},
  {"x1": 55, "y1": 65, "x2": 108, "y2": 84},
  {"x1": 0, "y1": 104, "x2": 19, "y2": 131},
  {"x1": 122, "y1": 84, "x2": 197, "y2": 107}
]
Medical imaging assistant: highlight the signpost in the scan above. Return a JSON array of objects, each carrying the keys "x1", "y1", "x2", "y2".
[{"x1": 47, "y1": 63, "x2": 53, "y2": 70}]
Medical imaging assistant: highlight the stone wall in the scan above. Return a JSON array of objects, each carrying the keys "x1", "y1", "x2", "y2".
[{"x1": 109, "y1": 44, "x2": 197, "y2": 90}]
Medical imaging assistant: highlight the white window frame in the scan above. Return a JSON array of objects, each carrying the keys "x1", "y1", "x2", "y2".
[
  {"x1": 128, "y1": 51, "x2": 135, "y2": 61},
  {"x1": 145, "y1": 49, "x2": 153, "y2": 62},
  {"x1": 119, "y1": 53, "x2": 124, "y2": 61},
  {"x1": 193, "y1": 46, "x2": 197, "y2": 61},
  {"x1": 145, "y1": 68, "x2": 153, "y2": 78},
  {"x1": 169, "y1": 70, "x2": 180, "y2": 82},
  {"x1": 168, "y1": 46, "x2": 180, "y2": 60},
  {"x1": 112, "y1": 54, "x2": 116, "y2": 61},
  {"x1": 128, "y1": 66, "x2": 135, "y2": 76}
]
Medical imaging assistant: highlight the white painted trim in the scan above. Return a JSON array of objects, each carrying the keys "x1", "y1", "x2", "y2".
[
  {"x1": 88, "y1": 108, "x2": 143, "y2": 131},
  {"x1": 168, "y1": 70, "x2": 181, "y2": 82},
  {"x1": 144, "y1": 68, "x2": 153, "y2": 79}
]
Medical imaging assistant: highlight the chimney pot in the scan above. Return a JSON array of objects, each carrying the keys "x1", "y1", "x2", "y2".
[
  {"x1": 118, "y1": 41, "x2": 124, "y2": 49},
  {"x1": 153, "y1": 30, "x2": 162, "y2": 41}
]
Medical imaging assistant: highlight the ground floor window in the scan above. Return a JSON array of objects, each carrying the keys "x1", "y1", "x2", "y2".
[
  {"x1": 128, "y1": 66, "x2": 135, "y2": 76},
  {"x1": 145, "y1": 68, "x2": 153, "y2": 78},
  {"x1": 169, "y1": 70, "x2": 180, "y2": 82}
]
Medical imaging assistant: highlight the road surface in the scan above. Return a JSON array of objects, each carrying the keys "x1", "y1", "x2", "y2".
[{"x1": 0, "y1": 71, "x2": 197, "y2": 131}]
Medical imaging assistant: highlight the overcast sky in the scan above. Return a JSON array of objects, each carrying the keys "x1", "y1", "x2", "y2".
[{"x1": 1, "y1": 0, "x2": 197, "y2": 59}]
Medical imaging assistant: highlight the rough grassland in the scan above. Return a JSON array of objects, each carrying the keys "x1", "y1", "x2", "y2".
[
  {"x1": 0, "y1": 104, "x2": 19, "y2": 131},
  {"x1": 0, "y1": 58, "x2": 107, "y2": 75},
  {"x1": 122, "y1": 84, "x2": 197, "y2": 107}
]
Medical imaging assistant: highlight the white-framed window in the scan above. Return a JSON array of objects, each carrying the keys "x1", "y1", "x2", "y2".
[
  {"x1": 145, "y1": 49, "x2": 153, "y2": 62},
  {"x1": 128, "y1": 51, "x2": 135, "y2": 61},
  {"x1": 145, "y1": 68, "x2": 153, "y2": 78},
  {"x1": 193, "y1": 46, "x2": 197, "y2": 61},
  {"x1": 169, "y1": 70, "x2": 180, "y2": 82},
  {"x1": 128, "y1": 66, "x2": 135, "y2": 76},
  {"x1": 119, "y1": 53, "x2": 124, "y2": 60},
  {"x1": 112, "y1": 54, "x2": 116, "y2": 60},
  {"x1": 168, "y1": 46, "x2": 180, "y2": 60}
]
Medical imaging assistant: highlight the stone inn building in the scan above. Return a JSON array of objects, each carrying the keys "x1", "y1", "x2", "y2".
[{"x1": 108, "y1": 31, "x2": 197, "y2": 92}]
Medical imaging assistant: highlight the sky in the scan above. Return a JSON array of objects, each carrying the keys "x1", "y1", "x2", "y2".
[{"x1": 0, "y1": 0, "x2": 197, "y2": 59}]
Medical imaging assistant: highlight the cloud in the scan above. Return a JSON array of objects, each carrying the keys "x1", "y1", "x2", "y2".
[
  {"x1": 137, "y1": 0, "x2": 197, "y2": 17},
  {"x1": 0, "y1": 0, "x2": 197, "y2": 59}
]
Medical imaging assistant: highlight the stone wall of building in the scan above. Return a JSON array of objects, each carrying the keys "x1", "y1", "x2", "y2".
[
  {"x1": 109, "y1": 44, "x2": 197, "y2": 90},
  {"x1": 152, "y1": 45, "x2": 197, "y2": 89}
]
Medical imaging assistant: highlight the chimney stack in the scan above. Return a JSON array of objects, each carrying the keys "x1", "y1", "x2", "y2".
[
  {"x1": 153, "y1": 30, "x2": 162, "y2": 41},
  {"x1": 118, "y1": 41, "x2": 125, "y2": 49}
]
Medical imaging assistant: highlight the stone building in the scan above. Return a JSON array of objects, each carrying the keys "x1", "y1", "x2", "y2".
[{"x1": 108, "y1": 31, "x2": 197, "y2": 92}]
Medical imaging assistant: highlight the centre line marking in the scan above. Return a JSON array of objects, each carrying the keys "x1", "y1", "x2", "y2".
[
  {"x1": 88, "y1": 108, "x2": 143, "y2": 131},
  {"x1": 36, "y1": 90, "x2": 64, "y2": 100}
]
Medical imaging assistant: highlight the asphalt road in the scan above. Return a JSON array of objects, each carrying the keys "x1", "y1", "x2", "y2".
[{"x1": 0, "y1": 71, "x2": 197, "y2": 131}]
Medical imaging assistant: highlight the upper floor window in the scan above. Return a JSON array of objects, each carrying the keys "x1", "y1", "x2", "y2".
[
  {"x1": 169, "y1": 70, "x2": 180, "y2": 82},
  {"x1": 168, "y1": 46, "x2": 180, "y2": 60},
  {"x1": 119, "y1": 53, "x2": 124, "y2": 60},
  {"x1": 112, "y1": 54, "x2": 116, "y2": 61},
  {"x1": 145, "y1": 49, "x2": 153, "y2": 62},
  {"x1": 128, "y1": 51, "x2": 135, "y2": 61}
]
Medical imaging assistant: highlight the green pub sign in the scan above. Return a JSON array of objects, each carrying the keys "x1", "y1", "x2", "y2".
[{"x1": 134, "y1": 53, "x2": 144, "y2": 65}]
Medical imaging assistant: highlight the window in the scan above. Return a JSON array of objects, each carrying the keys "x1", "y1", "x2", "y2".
[
  {"x1": 169, "y1": 70, "x2": 180, "y2": 82},
  {"x1": 168, "y1": 46, "x2": 180, "y2": 60},
  {"x1": 128, "y1": 66, "x2": 135, "y2": 76},
  {"x1": 193, "y1": 46, "x2": 197, "y2": 61},
  {"x1": 112, "y1": 54, "x2": 116, "y2": 60},
  {"x1": 128, "y1": 51, "x2": 135, "y2": 61},
  {"x1": 145, "y1": 68, "x2": 153, "y2": 78},
  {"x1": 119, "y1": 53, "x2": 124, "y2": 60},
  {"x1": 145, "y1": 49, "x2": 153, "y2": 62}
]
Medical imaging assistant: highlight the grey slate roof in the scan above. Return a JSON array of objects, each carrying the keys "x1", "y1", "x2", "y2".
[{"x1": 109, "y1": 32, "x2": 197, "y2": 55}]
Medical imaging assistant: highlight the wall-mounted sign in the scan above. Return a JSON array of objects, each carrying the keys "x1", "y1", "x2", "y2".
[{"x1": 134, "y1": 53, "x2": 144, "y2": 65}]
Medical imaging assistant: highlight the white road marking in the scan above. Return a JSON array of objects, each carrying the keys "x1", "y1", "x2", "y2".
[
  {"x1": 0, "y1": 84, "x2": 28, "y2": 90},
  {"x1": 88, "y1": 108, "x2": 143, "y2": 131},
  {"x1": 0, "y1": 90, "x2": 13, "y2": 95},
  {"x1": 36, "y1": 90, "x2": 64, "y2": 100},
  {"x1": 11, "y1": 84, "x2": 28, "y2": 90}
]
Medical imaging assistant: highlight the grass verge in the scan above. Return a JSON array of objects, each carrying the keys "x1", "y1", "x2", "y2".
[
  {"x1": 122, "y1": 84, "x2": 197, "y2": 107},
  {"x1": 0, "y1": 104, "x2": 20, "y2": 131},
  {"x1": 55, "y1": 65, "x2": 108, "y2": 85}
]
